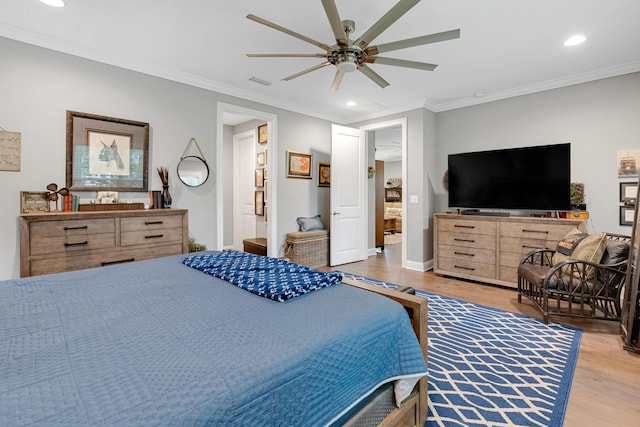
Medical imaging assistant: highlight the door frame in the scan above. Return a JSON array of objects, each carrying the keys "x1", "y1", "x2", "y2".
[
  {"x1": 360, "y1": 118, "x2": 407, "y2": 268},
  {"x1": 217, "y1": 102, "x2": 278, "y2": 256}
]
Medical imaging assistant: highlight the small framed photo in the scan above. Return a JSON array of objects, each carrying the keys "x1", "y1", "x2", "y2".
[
  {"x1": 20, "y1": 191, "x2": 50, "y2": 213},
  {"x1": 286, "y1": 150, "x2": 312, "y2": 179},
  {"x1": 258, "y1": 124, "x2": 268, "y2": 144},
  {"x1": 620, "y1": 206, "x2": 635, "y2": 226},
  {"x1": 620, "y1": 181, "x2": 638, "y2": 205},
  {"x1": 255, "y1": 190, "x2": 264, "y2": 216},
  {"x1": 255, "y1": 168, "x2": 265, "y2": 187},
  {"x1": 318, "y1": 162, "x2": 330, "y2": 187},
  {"x1": 257, "y1": 151, "x2": 266, "y2": 166}
]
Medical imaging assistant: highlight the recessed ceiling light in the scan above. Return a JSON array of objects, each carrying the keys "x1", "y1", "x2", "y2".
[
  {"x1": 40, "y1": 0, "x2": 65, "y2": 7},
  {"x1": 564, "y1": 35, "x2": 586, "y2": 47},
  {"x1": 346, "y1": 101, "x2": 357, "y2": 107}
]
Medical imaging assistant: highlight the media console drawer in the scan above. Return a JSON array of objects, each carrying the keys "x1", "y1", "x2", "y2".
[
  {"x1": 434, "y1": 214, "x2": 585, "y2": 288},
  {"x1": 20, "y1": 209, "x2": 189, "y2": 277}
]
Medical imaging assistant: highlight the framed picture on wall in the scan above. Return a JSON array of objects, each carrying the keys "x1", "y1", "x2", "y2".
[
  {"x1": 318, "y1": 162, "x2": 330, "y2": 187},
  {"x1": 286, "y1": 150, "x2": 312, "y2": 179},
  {"x1": 258, "y1": 124, "x2": 268, "y2": 144},
  {"x1": 66, "y1": 111, "x2": 149, "y2": 191},
  {"x1": 620, "y1": 182, "x2": 638, "y2": 205},
  {"x1": 255, "y1": 168, "x2": 264, "y2": 187},
  {"x1": 620, "y1": 206, "x2": 636, "y2": 226},
  {"x1": 255, "y1": 190, "x2": 264, "y2": 216}
]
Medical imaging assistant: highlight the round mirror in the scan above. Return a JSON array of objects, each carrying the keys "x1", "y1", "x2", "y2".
[{"x1": 177, "y1": 156, "x2": 209, "y2": 187}]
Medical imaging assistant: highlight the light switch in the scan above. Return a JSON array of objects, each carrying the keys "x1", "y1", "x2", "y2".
[{"x1": 409, "y1": 195, "x2": 418, "y2": 204}]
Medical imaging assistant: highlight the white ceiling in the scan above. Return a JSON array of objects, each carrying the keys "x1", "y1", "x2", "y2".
[{"x1": 2, "y1": 0, "x2": 640, "y2": 124}]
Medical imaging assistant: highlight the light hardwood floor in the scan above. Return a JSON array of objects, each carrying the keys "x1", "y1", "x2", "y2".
[{"x1": 330, "y1": 243, "x2": 640, "y2": 427}]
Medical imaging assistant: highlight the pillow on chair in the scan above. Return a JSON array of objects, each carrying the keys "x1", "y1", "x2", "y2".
[{"x1": 553, "y1": 228, "x2": 607, "y2": 278}]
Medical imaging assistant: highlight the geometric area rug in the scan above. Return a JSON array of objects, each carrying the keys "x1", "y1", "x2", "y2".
[{"x1": 337, "y1": 272, "x2": 582, "y2": 427}]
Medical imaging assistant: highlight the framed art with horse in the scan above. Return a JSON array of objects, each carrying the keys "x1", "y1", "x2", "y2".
[{"x1": 66, "y1": 111, "x2": 149, "y2": 191}]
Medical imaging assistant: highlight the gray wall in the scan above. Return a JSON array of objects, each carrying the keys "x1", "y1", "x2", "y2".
[
  {"x1": 0, "y1": 37, "x2": 333, "y2": 280},
  {"x1": 435, "y1": 72, "x2": 640, "y2": 235}
]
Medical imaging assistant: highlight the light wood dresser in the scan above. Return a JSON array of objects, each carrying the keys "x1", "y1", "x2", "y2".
[
  {"x1": 434, "y1": 213, "x2": 586, "y2": 288},
  {"x1": 20, "y1": 209, "x2": 189, "y2": 277}
]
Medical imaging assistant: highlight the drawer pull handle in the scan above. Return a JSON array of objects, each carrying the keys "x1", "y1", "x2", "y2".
[
  {"x1": 454, "y1": 238, "x2": 475, "y2": 243},
  {"x1": 522, "y1": 244, "x2": 540, "y2": 249},
  {"x1": 145, "y1": 234, "x2": 164, "y2": 239},
  {"x1": 64, "y1": 241, "x2": 88, "y2": 247},
  {"x1": 454, "y1": 265, "x2": 475, "y2": 271},
  {"x1": 102, "y1": 258, "x2": 135, "y2": 266},
  {"x1": 454, "y1": 251, "x2": 474, "y2": 257},
  {"x1": 64, "y1": 225, "x2": 88, "y2": 231},
  {"x1": 145, "y1": 221, "x2": 164, "y2": 225},
  {"x1": 454, "y1": 225, "x2": 475, "y2": 229},
  {"x1": 522, "y1": 229, "x2": 548, "y2": 235}
]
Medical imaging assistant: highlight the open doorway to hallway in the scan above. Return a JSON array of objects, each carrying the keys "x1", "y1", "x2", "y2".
[{"x1": 362, "y1": 118, "x2": 407, "y2": 268}]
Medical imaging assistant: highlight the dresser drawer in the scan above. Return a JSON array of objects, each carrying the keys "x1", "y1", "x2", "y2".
[
  {"x1": 500, "y1": 236, "x2": 556, "y2": 253},
  {"x1": 29, "y1": 218, "x2": 116, "y2": 256},
  {"x1": 437, "y1": 256, "x2": 496, "y2": 280},
  {"x1": 500, "y1": 221, "x2": 576, "y2": 242},
  {"x1": 121, "y1": 227, "x2": 184, "y2": 246},
  {"x1": 437, "y1": 218, "x2": 496, "y2": 235},
  {"x1": 121, "y1": 215, "x2": 184, "y2": 232},
  {"x1": 438, "y1": 244, "x2": 496, "y2": 265},
  {"x1": 438, "y1": 232, "x2": 496, "y2": 250}
]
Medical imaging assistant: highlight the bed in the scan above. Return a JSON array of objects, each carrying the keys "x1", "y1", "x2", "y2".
[{"x1": 0, "y1": 251, "x2": 427, "y2": 426}]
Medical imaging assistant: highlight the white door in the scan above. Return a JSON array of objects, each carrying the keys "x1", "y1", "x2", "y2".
[
  {"x1": 233, "y1": 130, "x2": 257, "y2": 250},
  {"x1": 330, "y1": 124, "x2": 367, "y2": 265}
]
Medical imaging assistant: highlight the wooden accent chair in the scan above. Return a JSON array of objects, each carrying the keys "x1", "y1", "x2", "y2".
[{"x1": 518, "y1": 232, "x2": 631, "y2": 324}]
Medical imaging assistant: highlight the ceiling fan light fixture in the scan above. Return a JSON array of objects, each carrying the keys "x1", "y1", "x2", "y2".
[
  {"x1": 337, "y1": 61, "x2": 357, "y2": 73},
  {"x1": 564, "y1": 35, "x2": 586, "y2": 47},
  {"x1": 346, "y1": 100, "x2": 357, "y2": 107},
  {"x1": 40, "y1": 0, "x2": 65, "y2": 7}
]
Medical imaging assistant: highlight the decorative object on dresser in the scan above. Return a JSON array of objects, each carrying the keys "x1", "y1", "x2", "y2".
[
  {"x1": 518, "y1": 230, "x2": 631, "y2": 324},
  {"x1": 66, "y1": 110, "x2": 149, "y2": 191},
  {"x1": 20, "y1": 191, "x2": 50, "y2": 213},
  {"x1": 157, "y1": 166, "x2": 172, "y2": 208},
  {"x1": 433, "y1": 213, "x2": 586, "y2": 288},
  {"x1": 19, "y1": 209, "x2": 188, "y2": 277},
  {"x1": 46, "y1": 182, "x2": 69, "y2": 211}
]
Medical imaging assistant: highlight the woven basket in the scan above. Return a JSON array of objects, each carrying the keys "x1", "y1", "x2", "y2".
[{"x1": 285, "y1": 230, "x2": 329, "y2": 268}]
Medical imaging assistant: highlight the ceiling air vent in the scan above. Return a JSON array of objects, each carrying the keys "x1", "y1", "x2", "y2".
[{"x1": 249, "y1": 76, "x2": 272, "y2": 86}]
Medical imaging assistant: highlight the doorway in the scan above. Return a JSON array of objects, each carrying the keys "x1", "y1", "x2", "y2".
[
  {"x1": 361, "y1": 118, "x2": 407, "y2": 268},
  {"x1": 217, "y1": 103, "x2": 278, "y2": 257}
]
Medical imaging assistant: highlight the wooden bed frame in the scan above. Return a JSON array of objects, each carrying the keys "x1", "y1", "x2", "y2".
[{"x1": 343, "y1": 278, "x2": 428, "y2": 427}]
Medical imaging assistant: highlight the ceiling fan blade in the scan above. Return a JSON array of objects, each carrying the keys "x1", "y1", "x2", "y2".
[
  {"x1": 247, "y1": 14, "x2": 332, "y2": 51},
  {"x1": 366, "y1": 56, "x2": 437, "y2": 71},
  {"x1": 358, "y1": 65, "x2": 390, "y2": 89},
  {"x1": 247, "y1": 53, "x2": 327, "y2": 58},
  {"x1": 354, "y1": 0, "x2": 421, "y2": 49},
  {"x1": 321, "y1": 0, "x2": 349, "y2": 47},
  {"x1": 330, "y1": 69, "x2": 346, "y2": 92},
  {"x1": 282, "y1": 62, "x2": 331, "y2": 81},
  {"x1": 366, "y1": 29, "x2": 460, "y2": 55}
]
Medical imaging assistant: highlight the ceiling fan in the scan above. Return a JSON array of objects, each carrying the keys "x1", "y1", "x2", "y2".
[{"x1": 246, "y1": 0, "x2": 460, "y2": 91}]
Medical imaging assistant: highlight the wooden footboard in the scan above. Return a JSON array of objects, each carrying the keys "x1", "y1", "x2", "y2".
[{"x1": 342, "y1": 278, "x2": 428, "y2": 427}]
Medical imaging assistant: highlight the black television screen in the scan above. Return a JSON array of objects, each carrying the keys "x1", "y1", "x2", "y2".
[{"x1": 448, "y1": 143, "x2": 571, "y2": 211}]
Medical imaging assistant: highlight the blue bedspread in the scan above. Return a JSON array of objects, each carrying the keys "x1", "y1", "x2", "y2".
[{"x1": 0, "y1": 253, "x2": 427, "y2": 426}]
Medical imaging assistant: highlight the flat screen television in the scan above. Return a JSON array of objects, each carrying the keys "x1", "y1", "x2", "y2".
[{"x1": 447, "y1": 143, "x2": 571, "y2": 212}]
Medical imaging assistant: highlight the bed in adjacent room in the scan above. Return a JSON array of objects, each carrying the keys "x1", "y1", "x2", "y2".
[{"x1": 0, "y1": 251, "x2": 427, "y2": 426}]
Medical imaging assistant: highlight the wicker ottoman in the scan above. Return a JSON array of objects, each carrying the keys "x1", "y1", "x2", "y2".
[{"x1": 285, "y1": 230, "x2": 329, "y2": 268}]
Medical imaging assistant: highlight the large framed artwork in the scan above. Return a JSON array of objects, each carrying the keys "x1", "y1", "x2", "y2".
[
  {"x1": 66, "y1": 111, "x2": 149, "y2": 191},
  {"x1": 286, "y1": 150, "x2": 312, "y2": 179}
]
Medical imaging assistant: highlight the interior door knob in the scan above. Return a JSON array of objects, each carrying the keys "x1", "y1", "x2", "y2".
[{"x1": 332, "y1": 211, "x2": 341, "y2": 215}]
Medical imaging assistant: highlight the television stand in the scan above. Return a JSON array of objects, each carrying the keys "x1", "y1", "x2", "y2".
[{"x1": 460, "y1": 209, "x2": 510, "y2": 217}]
